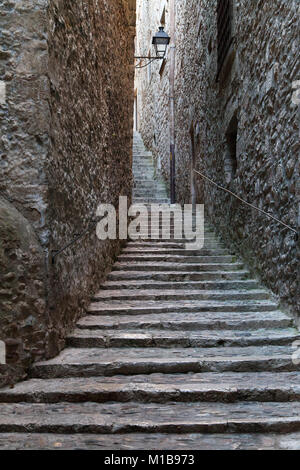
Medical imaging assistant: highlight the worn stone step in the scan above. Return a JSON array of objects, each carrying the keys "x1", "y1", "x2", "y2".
[
  {"x1": 101, "y1": 279, "x2": 260, "y2": 291},
  {"x1": 123, "y1": 244, "x2": 226, "y2": 255},
  {"x1": 133, "y1": 199, "x2": 170, "y2": 204},
  {"x1": 78, "y1": 310, "x2": 292, "y2": 331},
  {"x1": 1, "y1": 401, "x2": 300, "y2": 434},
  {"x1": 125, "y1": 243, "x2": 227, "y2": 250},
  {"x1": 126, "y1": 240, "x2": 226, "y2": 247},
  {"x1": 1, "y1": 431, "x2": 299, "y2": 450},
  {"x1": 107, "y1": 270, "x2": 250, "y2": 281},
  {"x1": 133, "y1": 180, "x2": 166, "y2": 187},
  {"x1": 133, "y1": 173, "x2": 157, "y2": 177},
  {"x1": 133, "y1": 187, "x2": 166, "y2": 192},
  {"x1": 118, "y1": 255, "x2": 234, "y2": 264},
  {"x1": 126, "y1": 223, "x2": 212, "y2": 229},
  {"x1": 67, "y1": 328, "x2": 300, "y2": 348},
  {"x1": 133, "y1": 178, "x2": 158, "y2": 184},
  {"x1": 133, "y1": 189, "x2": 167, "y2": 195},
  {"x1": 124, "y1": 235, "x2": 217, "y2": 242},
  {"x1": 126, "y1": 241, "x2": 216, "y2": 247},
  {"x1": 92, "y1": 289, "x2": 270, "y2": 302},
  {"x1": 134, "y1": 181, "x2": 166, "y2": 187},
  {"x1": 133, "y1": 191, "x2": 167, "y2": 196},
  {"x1": 122, "y1": 247, "x2": 228, "y2": 255},
  {"x1": 1, "y1": 372, "x2": 300, "y2": 404},
  {"x1": 113, "y1": 261, "x2": 244, "y2": 272},
  {"x1": 127, "y1": 225, "x2": 197, "y2": 231},
  {"x1": 132, "y1": 157, "x2": 153, "y2": 161},
  {"x1": 124, "y1": 239, "x2": 222, "y2": 246},
  {"x1": 30, "y1": 345, "x2": 297, "y2": 378},
  {"x1": 132, "y1": 192, "x2": 170, "y2": 196},
  {"x1": 87, "y1": 299, "x2": 279, "y2": 315},
  {"x1": 127, "y1": 226, "x2": 213, "y2": 231}
]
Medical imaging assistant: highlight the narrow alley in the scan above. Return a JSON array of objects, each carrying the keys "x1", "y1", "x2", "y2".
[{"x1": 0, "y1": 133, "x2": 299, "y2": 450}]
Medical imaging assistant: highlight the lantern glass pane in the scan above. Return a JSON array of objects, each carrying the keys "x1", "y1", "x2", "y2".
[{"x1": 154, "y1": 44, "x2": 166, "y2": 57}]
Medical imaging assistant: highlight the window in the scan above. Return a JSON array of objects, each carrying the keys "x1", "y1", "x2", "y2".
[
  {"x1": 160, "y1": 6, "x2": 166, "y2": 27},
  {"x1": 217, "y1": 0, "x2": 233, "y2": 77}
]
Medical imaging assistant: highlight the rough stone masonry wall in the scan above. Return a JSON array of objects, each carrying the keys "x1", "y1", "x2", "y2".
[
  {"x1": 46, "y1": 0, "x2": 135, "y2": 358},
  {"x1": 136, "y1": 0, "x2": 299, "y2": 320},
  {"x1": 0, "y1": 0, "x2": 50, "y2": 387},
  {"x1": 0, "y1": 0, "x2": 135, "y2": 387}
]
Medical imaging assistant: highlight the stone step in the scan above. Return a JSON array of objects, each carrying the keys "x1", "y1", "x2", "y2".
[
  {"x1": 133, "y1": 186, "x2": 164, "y2": 189},
  {"x1": 67, "y1": 328, "x2": 300, "y2": 348},
  {"x1": 126, "y1": 234, "x2": 215, "y2": 240},
  {"x1": 123, "y1": 240, "x2": 224, "y2": 247},
  {"x1": 113, "y1": 261, "x2": 244, "y2": 272},
  {"x1": 30, "y1": 345, "x2": 297, "y2": 378},
  {"x1": 1, "y1": 401, "x2": 299, "y2": 434},
  {"x1": 1, "y1": 431, "x2": 299, "y2": 450},
  {"x1": 133, "y1": 185, "x2": 165, "y2": 190},
  {"x1": 133, "y1": 188, "x2": 167, "y2": 193},
  {"x1": 122, "y1": 247, "x2": 224, "y2": 254},
  {"x1": 133, "y1": 168, "x2": 158, "y2": 171},
  {"x1": 92, "y1": 289, "x2": 270, "y2": 302},
  {"x1": 132, "y1": 189, "x2": 167, "y2": 193},
  {"x1": 87, "y1": 299, "x2": 279, "y2": 315},
  {"x1": 101, "y1": 279, "x2": 259, "y2": 290},
  {"x1": 136, "y1": 220, "x2": 210, "y2": 226},
  {"x1": 123, "y1": 234, "x2": 218, "y2": 240},
  {"x1": 78, "y1": 310, "x2": 292, "y2": 331},
  {"x1": 126, "y1": 241, "x2": 216, "y2": 247},
  {"x1": 133, "y1": 176, "x2": 157, "y2": 181},
  {"x1": 107, "y1": 270, "x2": 250, "y2": 281},
  {"x1": 133, "y1": 189, "x2": 167, "y2": 194},
  {"x1": 134, "y1": 189, "x2": 167, "y2": 194},
  {"x1": 133, "y1": 177, "x2": 165, "y2": 183},
  {"x1": 126, "y1": 235, "x2": 223, "y2": 241},
  {"x1": 132, "y1": 152, "x2": 152, "y2": 157},
  {"x1": 123, "y1": 249, "x2": 229, "y2": 256},
  {"x1": 1, "y1": 372, "x2": 300, "y2": 404},
  {"x1": 133, "y1": 199, "x2": 170, "y2": 204},
  {"x1": 133, "y1": 192, "x2": 168, "y2": 197},
  {"x1": 133, "y1": 182, "x2": 164, "y2": 187},
  {"x1": 133, "y1": 185, "x2": 164, "y2": 190},
  {"x1": 134, "y1": 180, "x2": 165, "y2": 186},
  {"x1": 133, "y1": 171, "x2": 157, "y2": 176}
]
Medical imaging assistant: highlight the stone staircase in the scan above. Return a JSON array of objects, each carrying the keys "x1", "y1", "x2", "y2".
[{"x1": 0, "y1": 132, "x2": 299, "y2": 450}]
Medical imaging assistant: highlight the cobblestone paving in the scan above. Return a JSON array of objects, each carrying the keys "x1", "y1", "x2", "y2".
[{"x1": 0, "y1": 133, "x2": 299, "y2": 449}]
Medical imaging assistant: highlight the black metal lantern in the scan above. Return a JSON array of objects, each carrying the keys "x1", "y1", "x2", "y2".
[{"x1": 152, "y1": 26, "x2": 170, "y2": 58}]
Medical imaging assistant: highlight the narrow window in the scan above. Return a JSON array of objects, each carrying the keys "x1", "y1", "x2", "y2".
[
  {"x1": 160, "y1": 6, "x2": 166, "y2": 27},
  {"x1": 217, "y1": 0, "x2": 233, "y2": 77},
  {"x1": 225, "y1": 115, "x2": 238, "y2": 182}
]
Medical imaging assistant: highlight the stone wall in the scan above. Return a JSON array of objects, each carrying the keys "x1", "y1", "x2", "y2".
[
  {"x1": 0, "y1": 0, "x2": 136, "y2": 386},
  {"x1": 136, "y1": 0, "x2": 299, "y2": 320}
]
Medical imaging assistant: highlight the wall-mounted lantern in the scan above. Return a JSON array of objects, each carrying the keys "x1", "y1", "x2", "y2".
[
  {"x1": 135, "y1": 26, "x2": 170, "y2": 68},
  {"x1": 152, "y1": 26, "x2": 170, "y2": 58}
]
